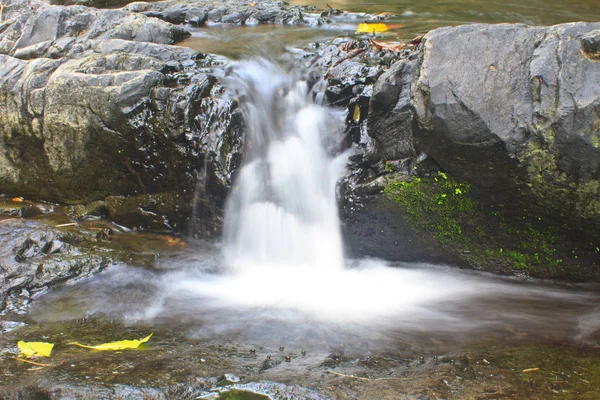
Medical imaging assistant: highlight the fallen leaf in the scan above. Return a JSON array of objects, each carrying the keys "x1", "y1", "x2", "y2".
[
  {"x1": 369, "y1": 38, "x2": 406, "y2": 52},
  {"x1": 70, "y1": 333, "x2": 153, "y2": 351},
  {"x1": 352, "y1": 104, "x2": 360, "y2": 122},
  {"x1": 338, "y1": 40, "x2": 357, "y2": 51},
  {"x1": 357, "y1": 23, "x2": 388, "y2": 34},
  {"x1": 409, "y1": 33, "x2": 426, "y2": 46},
  {"x1": 166, "y1": 237, "x2": 187, "y2": 247},
  {"x1": 11, "y1": 197, "x2": 24, "y2": 203},
  {"x1": 18, "y1": 341, "x2": 54, "y2": 358},
  {"x1": 356, "y1": 22, "x2": 403, "y2": 34}
]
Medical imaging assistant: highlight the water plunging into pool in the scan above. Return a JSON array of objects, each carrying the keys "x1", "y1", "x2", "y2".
[
  {"x1": 222, "y1": 59, "x2": 347, "y2": 272},
  {"x1": 30, "y1": 59, "x2": 600, "y2": 352}
]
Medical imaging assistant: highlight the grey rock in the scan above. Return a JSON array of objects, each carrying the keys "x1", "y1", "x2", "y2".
[
  {"x1": 0, "y1": 219, "x2": 113, "y2": 314},
  {"x1": 122, "y1": 0, "x2": 316, "y2": 27},
  {"x1": 1, "y1": 0, "x2": 190, "y2": 60},
  {"x1": 0, "y1": 0, "x2": 242, "y2": 235},
  {"x1": 367, "y1": 22, "x2": 600, "y2": 237},
  {"x1": 368, "y1": 59, "x2": 418, "y2": 160}
]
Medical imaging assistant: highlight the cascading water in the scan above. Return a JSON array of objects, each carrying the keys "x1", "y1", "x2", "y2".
[
  {"x1": 30, "y1": 59, "x2": 600, "y2": 352},
  {"x1": 222, "y1": 59, "x2": 348, "y2": 271}
]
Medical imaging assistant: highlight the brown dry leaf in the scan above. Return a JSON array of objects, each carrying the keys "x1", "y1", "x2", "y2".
[
  {"x1": 409, "y1": 33, "x2": 426, "y2": 46},
  {"x1": 338, "y1": 40, "x2": 357, "y2": 51},
  {"x1": 369, "y1": 38, "x2": 406, "y2": 52}
]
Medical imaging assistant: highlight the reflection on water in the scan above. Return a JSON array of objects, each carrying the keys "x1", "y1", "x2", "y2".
[
  {"x1": 183, "y1": 24, "x2": 352, "y2": 60},
  {"x1": 30, "y1": 246, "x2": 600, "y2": 354},
  {"x1": 289, "y1": 0, "x2": 600, "y2": 29},
  {"x1": 182, "y1": 0, "x2": 600, "y2": 58}
]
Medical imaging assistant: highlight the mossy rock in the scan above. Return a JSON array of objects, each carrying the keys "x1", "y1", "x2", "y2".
[{"x1": 383, "y1": 169, "x2": 600, "y2": 281}]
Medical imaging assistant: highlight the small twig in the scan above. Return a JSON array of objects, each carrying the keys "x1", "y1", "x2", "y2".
[
  {"x1": 523, "y1": 367, "x2": 540, "y2": 373},
  {"x1": 324, "y1": 370, "x2": 401, "y2": 382},
  {"x1": 56, "y1": 222, "x2": 78, "y2": 227},
  {"x1": 12, "y1": 357, "x2": 55, "y2": 367},
  {"x1": 324, "y1": 48, "x2": 367, "y2": 79}
]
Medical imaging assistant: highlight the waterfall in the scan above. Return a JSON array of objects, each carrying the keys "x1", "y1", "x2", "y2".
[{"x1": 222, "y1": 59, "x2": 349, "y2": 271}]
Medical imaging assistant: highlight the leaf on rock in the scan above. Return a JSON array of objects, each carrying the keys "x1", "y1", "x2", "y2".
[
  {"x1": 18, "y1": 341, "x2": 54, "y2": 358},
  {"x1": 353, "y1": 104, "x2": 361, "y2": 122},
  {"x1": 70, "y1": 333, "x2": 153, "y2": 351},
  {"x1": 409, "y1": 33, "x2": 426, "y2": 46},
  {"x1": 369, "y1": 38, "x2": 406, "y2": 52}
]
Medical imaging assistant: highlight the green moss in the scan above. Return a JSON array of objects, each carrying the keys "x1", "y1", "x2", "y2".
[{"x1": 384, "y1": 171, "x2": 561, "y2": 271}]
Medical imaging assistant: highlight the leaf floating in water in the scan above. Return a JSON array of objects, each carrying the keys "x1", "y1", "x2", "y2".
[
  {"x1": 11, "y1": 197, "x2": 24, "y2": 203},
  {"x1": 70, "y1": 333, "x2": 153, "y2": 351},
  {"x1": 353, "y1": 104, "x2": 361, "y2": 122},
  {"x1": 166, "y1": 237, "x2": 187, "y2": 247},
  {"x1": 18, "y1": 341, "x2": 54, "y2": 358},
  {"x1": 356, "y1": 23, "x2": 402, "y2": 34}
]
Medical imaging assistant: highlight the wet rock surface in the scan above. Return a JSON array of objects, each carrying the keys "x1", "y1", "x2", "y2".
[
  {"x1": 0, "y1": 0, "x2": 243, "y2": 235},
  {"x1": 301, "y1": 25, "x2": 600, "y2": 279},
  {"x1": 0, "y1": 218, "x2": 114, "y2": 317},
  {"x1": 367, "y1": 23, "x2": 600, "y2": 242},
  {"x1": 121, "y1": 0, "x2": 320, "y2": 27}
]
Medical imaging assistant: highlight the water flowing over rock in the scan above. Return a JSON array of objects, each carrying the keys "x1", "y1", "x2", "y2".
[{"x1": 222, "y1": 59, "x2": 349, "y2": 270}]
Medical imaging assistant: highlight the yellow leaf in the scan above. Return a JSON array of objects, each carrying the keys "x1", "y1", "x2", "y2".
[
  {"x1": 18, "y1": 341, "x2": 54, "y2": 358},
  {"x1": 11, "y1": 197, "x2": 24, "y2": 202},
  {"x1": 357, "y1": 23, "x2": 388, "y2": 33},
  {"x1": 70, "y1": 333, "x2": 153, "y2": 351},
  {"x1": 352, "y1": 104, "x2": 361, "y2": 122}
]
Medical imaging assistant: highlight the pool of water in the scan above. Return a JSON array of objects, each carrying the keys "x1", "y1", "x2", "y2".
[{"x1": 182, "y1": 0, "x2": 600, "y2": 58}]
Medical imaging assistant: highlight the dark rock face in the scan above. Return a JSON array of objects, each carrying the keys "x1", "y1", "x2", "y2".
[
  {"x1": 0, "y1": 219, "x2": 113, "y2": 315},
  {"x1": 0, "y1": 0, "x2": 242, "y2": 234},
  {"x1": 368, "y1": 23, "x2": 600, "y2": 240}
]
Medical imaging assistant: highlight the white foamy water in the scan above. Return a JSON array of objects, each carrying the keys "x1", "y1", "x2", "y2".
[{"x1": 222, "y1": 59, "x2": 348, "y2": 271}]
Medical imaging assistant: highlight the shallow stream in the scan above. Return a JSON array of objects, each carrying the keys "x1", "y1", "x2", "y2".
[{"x1": 1, "y1": 1, "x2": 600, "y2": 399}]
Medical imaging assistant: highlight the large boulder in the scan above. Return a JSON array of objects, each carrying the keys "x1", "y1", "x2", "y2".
[
  {"x1": 0, "y1": 0, "x2": 242, "y2": 235},
  {"x1": 368, "y1": 23, "x2": 600, "y2": 240}
]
